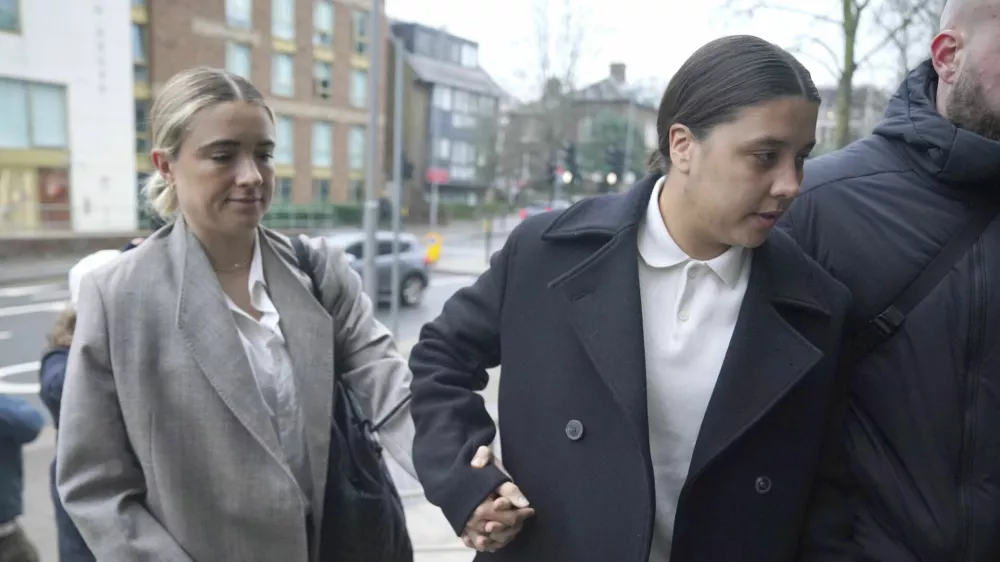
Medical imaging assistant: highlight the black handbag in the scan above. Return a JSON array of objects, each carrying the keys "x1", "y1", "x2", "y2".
[{"x1": 291, "y1": 238, "x2": 414, "y2": 562}]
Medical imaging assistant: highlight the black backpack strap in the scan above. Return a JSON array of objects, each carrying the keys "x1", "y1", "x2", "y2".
[
  {"x1": 291, "y1": 236, "x2": 322, "y2": 302},
  {"x1": 845, "y1": 204, "x2": 1000, "y2": 365},
  {"x1": 289, "y1": 235, "x2": 412, "y2": 431}
]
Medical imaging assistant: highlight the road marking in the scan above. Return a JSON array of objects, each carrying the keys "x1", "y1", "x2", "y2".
[
  {"x1": 31, "y1": 289, "x2": 70, "y2": 302},
  {"x1": 0, "y1": 361, "x2": 41, "y2": 395},
  {"x1": 0, "y1": 331, "x2": 10, "y2": 341},
  {"x1": 0, "y1": 300, "x2": 66, "y2": 318},
  {"x1": 0, "y1": 283, "x2": 65, "y2": 298},
  {"x1": 429, "y1": 275, "x2": 477, "y2": 288}
]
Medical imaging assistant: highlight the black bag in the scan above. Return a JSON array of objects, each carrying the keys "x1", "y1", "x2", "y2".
[
  {"x1": 843, "y1": 203, "x2": 1000, "y2": 365},
  {"x1": 291, "y1": 237, "x2": 414, "y2": 562}
]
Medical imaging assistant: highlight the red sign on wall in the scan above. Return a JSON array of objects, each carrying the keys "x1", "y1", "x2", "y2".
[{"x1": 426, "y1": 168, "x2": 450, "y2": 184}]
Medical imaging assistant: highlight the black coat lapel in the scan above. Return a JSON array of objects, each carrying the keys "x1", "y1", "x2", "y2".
[
  {"x1": 686, "y1": 236, "x2": 829, "y2": 483},
  {"x1": 550, "y1": 225, "x2": 649, "y2": 435},
  {"x1": 544, "y1": 173, "x2": 661, "y2": 436}
]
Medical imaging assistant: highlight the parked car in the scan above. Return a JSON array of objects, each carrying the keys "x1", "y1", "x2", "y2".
[
  {"x1": 323, "y1": 231, "x2": 430, "y2": 307},
  {"x1": 519, "y1": 199, "x2": 571, "y2": 220}
]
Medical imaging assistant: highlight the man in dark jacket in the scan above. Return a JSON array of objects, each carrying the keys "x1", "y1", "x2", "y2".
[
  {"x1": 0, "y1": 395, "x2": 44, "y2": 562},
  {"x1": 780, "y1": 1, "x2": 1000, "y2": 559}
]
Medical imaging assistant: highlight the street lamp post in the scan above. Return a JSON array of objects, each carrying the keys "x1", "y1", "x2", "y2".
[{"x1": 360, "y1": 0, "x2": 382, "y2": 301}]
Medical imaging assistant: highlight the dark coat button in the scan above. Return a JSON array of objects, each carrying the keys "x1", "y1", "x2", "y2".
[
  {"x1": 565, "y1": 420, "x2": 584, "y2": 441},
  {"x1": 755, "y1": 476, "x2": 772, "y2": 494}
]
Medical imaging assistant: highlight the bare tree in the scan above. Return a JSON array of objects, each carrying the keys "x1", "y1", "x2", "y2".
[
  {"x1": 502, "y1": 0, "x2": 591, "y2": 199},
  {"x1": 727, "y1": 0, "x2": 925, "y2": 148},
  {"x1": 873, "y1": 0, "x2": 947, "y2": 82}
]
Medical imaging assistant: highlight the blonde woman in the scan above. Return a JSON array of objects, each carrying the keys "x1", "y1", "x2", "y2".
[{"x1": 56, "y1": 67, "x2": 416, "y2": 561}]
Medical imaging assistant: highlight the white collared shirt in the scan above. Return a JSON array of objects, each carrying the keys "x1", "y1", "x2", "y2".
[
  {"x1": 225, "y1": 233, "x2": 312, "y2": 511},
  {"x1": 638, "y1": 177, "x2": 751, "y2": 561}
]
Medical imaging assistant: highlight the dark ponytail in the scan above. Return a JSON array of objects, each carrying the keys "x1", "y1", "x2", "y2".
[{"x1": 648, "y1": 35, "x2": 821, "y2": 173}]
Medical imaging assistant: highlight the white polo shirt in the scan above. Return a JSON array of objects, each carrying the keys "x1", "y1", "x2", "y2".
[{"x1": 638, "y1": 177, "x2": 751, "y2": 560}]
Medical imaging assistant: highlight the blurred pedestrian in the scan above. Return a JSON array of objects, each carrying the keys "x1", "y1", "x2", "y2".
[
  {"x1": 56, "y1": 67, "x2": 415, "y2": 562},
  {"x1": 38, "y1": 250, "x2": 124, "y2": 562},
  {"x1": 0, "y1": 395, "x2": 44, "y2": 562},
  {"x1": 780, "y1": 0, "x2": 1000, "y2": 558},
  {"x1": 408, "y1": 35, "x2": 853, "y2": 561}
]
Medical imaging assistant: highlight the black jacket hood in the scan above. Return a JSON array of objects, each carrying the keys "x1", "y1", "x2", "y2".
[{"x1": 873, "y1": 59, "x2": 1000, "y2": 188}]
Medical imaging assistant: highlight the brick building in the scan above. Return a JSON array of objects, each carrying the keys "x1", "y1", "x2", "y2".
[{"x1": 132, "y1": 0, "x2": 388, "y2": 222}]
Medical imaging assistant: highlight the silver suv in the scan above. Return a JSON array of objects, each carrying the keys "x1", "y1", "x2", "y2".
[{"x1": 323, "y1": 231, "x2": 430, "y2": 307}]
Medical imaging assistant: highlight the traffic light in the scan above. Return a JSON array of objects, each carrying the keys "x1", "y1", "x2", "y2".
[
  {"x1": 545, "y1": 162, "x2": 557, "y2": 186},
  {"x1": 402, "y1": 157, "x2": 414, "y2": 181},
  {"x1": 605, "y1": 146, "x2": 625, "y2": 186},
  {"x1": 563, "y1": 143, "x2": 578, "y2": 184}
]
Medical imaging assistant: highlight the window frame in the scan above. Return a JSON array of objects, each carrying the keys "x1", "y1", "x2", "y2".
[
  {"x1": 311, "y1": 121, "x2": 333, "y2": 168},
  {"x1": 313, "y1": 0, "x2": 334, "y2": 47},
  {"x1": 349, "y1": 69, "x2": 368, "y2": 108},
  {"x1": 225, "y1": 0, "x2": 252, "y2": 29},
  {"x1": 226, "y1": 41, "x2": 252, "y2": 79},
  {"x1": 271, "y1": 0, "x2": 295, "y2": 40},
  {"x1": 351, "y1": 10, "x2": 370, "y2": 56},
  {"x1": 0, "y1": 0, "x2": 20, "y2": 33},
  {"x1": 272, "y1": 53, "x2": 295, "y2": 97}
]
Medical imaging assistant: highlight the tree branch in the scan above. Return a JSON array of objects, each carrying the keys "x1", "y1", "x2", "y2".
[
  {"x1": 793, "y1": 35, "x2": 845, "y2": 75},
  {"x1": 857, "y1": 1, "x2": 923, "y2": 67},
  {"x1": 788, "y1": 43, "x2": 843, "y2": 82},
  {"x1": 731, "y1": 1, "x2": 842, "y2": 26}
]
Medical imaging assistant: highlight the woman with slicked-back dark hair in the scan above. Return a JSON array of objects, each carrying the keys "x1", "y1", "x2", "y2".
[{"x1": 407, "y1": 35, "x2": 853, "y2": 561}]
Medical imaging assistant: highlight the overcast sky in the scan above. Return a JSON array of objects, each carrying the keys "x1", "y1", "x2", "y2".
[{"x1": 385, "y1": 0, "x2": 929, "y2": 101}]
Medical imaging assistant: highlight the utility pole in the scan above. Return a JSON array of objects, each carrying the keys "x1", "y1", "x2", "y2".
[
  {"x1": 360, "y1": 0, "x2": 382, "y2": 301},
  {"x1": 428, "y1": 112, "x2": 440, "y2": 230},
  {"x1": 389, "y1": 34, "x2": 404, "y2": 335},
  {"x1": 623, "y1": 96, "x2": 635, "y2": 185}
]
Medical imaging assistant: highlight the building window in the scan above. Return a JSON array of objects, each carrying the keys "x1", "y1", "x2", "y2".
[
  {"x1": 433, "y1": 85, "x2": 452, "y2": 110},
  {"x1": 452, "y1": 114, "x2": 476, "y2": 129},
  {"x1": 312, "y1": 121, "x2": 332, "y2": 168},
  {"x1": 349, "y1": 69, "x2": 367, "y2": 108},
  {"x1": 461, "y1": 44, "x2": 477, "y2": 68},
  {"x1": 479, "y1": 95, "x2": 496, "y2": 116},
  {"x1": 352, "y1": 10, "x2": 369, "y2": 55},
  {"x1": 313, "y1": 0, "x2": 333, "y2": 47},
  {"x1": 313, "y1": 179, "x2": 330, "y2": 203},
  {"x1": 453, "y1": 90, "x2": 472, "y2": 113},
  {"x1": 313, "y1": 62, "x2": 332, "y2": 98},
  {"x1": 275, "y1": 116, "x2": 294, "y2": 165},
  {"x1": 276, "y1": 177, "x2": 293, "y2": 202},
  {"x1": 135, "y1": 100, "x2": 151, "y2": 152},
  {"x1": 226, "y1": 42, "x2": 252, "y2": 79},
  {"x1": 0, "y1": 79, "x2": 68, "y2": 148},
  {"x1": 0, "y1": 0, "x2": 19, "y2": 32},
  {"x1": 414, "y1": 31, "x2": 431, "y2": 56},
  {"x1": 435, "y1": 138, "x2": 450, "y2": 160},
  {"x1": 226, "y1": 0, "x2": 252, "y2": 29},
  {"x1": 272, "y1": 53, "x2": 295, "y2": 96},
  {"x1": 132, "y1": 24, "x2": 149, "y2": 82},
  {"x1": 348, "y1": 126, "x2": 365, "y2": 171},
  {"x1": 272, "y1": 0, "x2": 294, "y2": 40}
]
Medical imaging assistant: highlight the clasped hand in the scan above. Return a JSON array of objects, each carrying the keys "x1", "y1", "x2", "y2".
[{"x1": 460, "y1": 446, "x2": 535, "y2": 552}]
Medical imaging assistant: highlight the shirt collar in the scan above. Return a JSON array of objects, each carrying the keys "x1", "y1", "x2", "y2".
[
  {"x1": 637, "y1": 176, "x2": 747, "y2": 288},
  {"x1": 248, "y1": 230, "x2": 266, "y2": 289}
]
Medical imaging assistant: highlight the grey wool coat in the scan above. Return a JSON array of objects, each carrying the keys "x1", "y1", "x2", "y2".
[{"x1": 55, "y1": 217, "x2": 416, "y2": 562}]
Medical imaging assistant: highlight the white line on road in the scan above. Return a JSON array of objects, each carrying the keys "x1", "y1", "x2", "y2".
[
  {"x1": 0, "y1": 331, "x2": 10, "y2": 340},
  {"x1": 429, "y1": 276, "x2": 477, "y2": 287},
  {"x1": 0, "y1": 300, "x2": 66, "y2": 318},
  {"x1": 0, "y1": 283, "x2": 65, "y2": 298},
  {"x1": 0, "y1": 361, "x2": 41, "y2": 395}
]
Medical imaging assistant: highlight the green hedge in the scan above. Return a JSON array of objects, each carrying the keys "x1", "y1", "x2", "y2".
[
  {"x1": 441, "y1": 202, "x2": 509, "y2": 221},
  {"x1": 137, "y1": 203, "x2": 365, "y2": 231}
]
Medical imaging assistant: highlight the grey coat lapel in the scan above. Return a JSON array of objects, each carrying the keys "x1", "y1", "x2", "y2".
[
  {"x1": 260, "y1": 233, "x2": 334, "y2": 526},
  {"x1": 172, "y1": 220, "x2": 288, "y2": 472}
]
